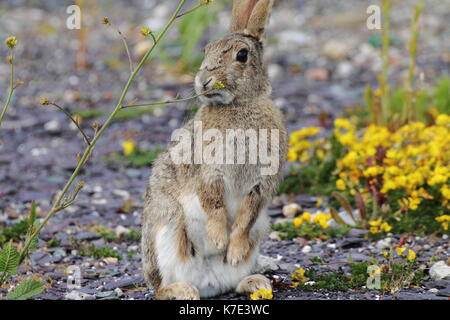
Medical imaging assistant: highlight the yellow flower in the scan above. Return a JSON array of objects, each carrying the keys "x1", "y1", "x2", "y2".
[
  {"x1": 336, "y1": 179, "x2": 346, "y2": 191},
  {"x1": 286, "y1": 149, "x2": 297, "y2": 162},
  {"x1": 39, "y1": 97, "x2": 50, "y2": 105},
  {"x1": 294, "y1": 212, "x2": 312, "y2": 228},
  {"x1": 436, "y1": 114, "x2": 450, "y2": 126},
  {"x1": 293, "y1": 217, "x2": 303, "y2": 228},
  {"x1": 250, "y1": 288, "x2": 273, "y2": 300},
  {"x1": 374, "y1": 88, "x2": 382, "y2": 97},
  {"x1": 290, "y1": 268, "x2": 308, "y2": 284},
  {"x1": 369, "y1": 227, "x2": 379, "y2": 234},
  {"x1": 369, "y1": 218, "x2": 382, "y2": 227},
  {"x1": 380, "y1": 222, "x2": 392, "y2": 232},
  {"x1": 368, "y1": 267, "x2": 382, "y2": 277},
  {"x1": 396, "y1": 247, "x2": 406, "y2": 256},
  {"x1": 334, "y1": 118, "x2": 354, "y2": 131},
  {"x1": 5, "y1": 36, "x2": 18, "y2": 49},
  {"x1": 312, "y1": 212, "x2": 331, "y2": 229},
  {"x1": 122, "y1": 140, "x2": 136, "y2": 156},
  {"x1": 301, "y1": 211, "x2": 312, "y2": 222},
  {"x1": 441, "y1": 185, "x2": 450, "y2": 200},
  {"x1": 363, "y1": 166, "x2": 383, "y2": 178},
  {"x1": 408, "y1": 197, "x2": 420, "y2": 210},
  {"x1": 436, "y1": 215, "x2": 450, "y2": 231},
  {"x1": 213, "y1": 81, "x2": 226, "y2": 90},
  {"x1": 382, "y1": 251, "x2": 390, "y2": 258},
  {"x1": 300, "y1": 150, "x2": 309, "y2": 163},
  {"x1": 140, "y1": 27, "x2": 152, "y2": 36},
  {"x1": 406, "y1": 250, "x2": 416, "y2": 261}
]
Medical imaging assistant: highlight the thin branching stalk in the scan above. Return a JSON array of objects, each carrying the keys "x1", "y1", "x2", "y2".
[
  {"x1": 176, "y1": 0, "x2": 209, "y2": 18},
  {"x1": 0, "y1": 54, "x2": 15, "y2": 127},
  {"x1": 380, "y1": 0, "x2": 391, "y2": 126},
  {"x1": 122, "y1": 90, "x2": 211, "y2": 108},
  {"x1": 106, "y1": 21, "x2": 134, "y2": 73},
  {"x1": 404, "y1": 0, "x2": 424, "y2": 122},
  {"x1": 46, "y1": 102, "x2": 91, "y2": 145},
  {"x1": 19, "y1": 0, "x2": 197, "y2": 262}
]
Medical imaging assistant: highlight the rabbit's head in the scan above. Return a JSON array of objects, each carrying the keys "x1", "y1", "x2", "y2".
[{"x1": 195, "y1": 0, "x2": 274, "y2": 106}]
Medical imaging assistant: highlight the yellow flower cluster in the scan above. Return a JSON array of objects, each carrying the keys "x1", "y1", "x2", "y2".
[
  {"x1": 293, "y1": 211, "x2": 331, "y2": 229},
  {"x1": 122, "y1": 140, "x2": 136, "y2": 156},
  {"x1": 287, "y1": 127, "x2": 329, "y2": 163},
  {"x1": 5, "y1": 36, "x2": 18, "y2": 49},
  {"x1": 249, "y1": 288, "x2": 273, "y2": 300},
  {"x1": 368, "y1": 218, "x2": 392, "y2": 234},
  {"x1": 290, "y1": 267, "x2": 308, "y2": 288},
  {"x1": 334, "y1": 115, "x2": 450, "y2": 210},
  {"x1": 395, "y1": 247, "x2": 416, "y2": 261},
  {"x1": 435, "y1": 215, "x2": 450, "y2": 231}
]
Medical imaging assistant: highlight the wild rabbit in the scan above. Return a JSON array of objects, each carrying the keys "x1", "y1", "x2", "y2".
[{"x1": 141, "y1": 0, "x2": 287, "y2": 299}]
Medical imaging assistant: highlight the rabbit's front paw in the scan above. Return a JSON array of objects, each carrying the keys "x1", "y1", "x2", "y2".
[
  {"x1": 206, "y1": 222, "x2": 228, "y2": 250},
  {"x1": 226, "y1": 234, "x2": 251, "y2": 266}
]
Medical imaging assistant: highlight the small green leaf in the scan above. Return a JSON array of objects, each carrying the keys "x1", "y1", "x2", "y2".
[
  {"x1": 28, "y1": 233, "x2": 40, "y2": 251},
  {"x1": 329, "y1": 208, "x2": 347, "y2": 226},
  {"x1": 332, "y1": 192, "x2": 358, "y2": 225},
  {"x1": 0, "y1": 241, "x2": 20, "y2": 276},
  {"x1": 7, "y1": 280, "x2": 44, "y2": 300},
  {"x1": 29, "y1": 201, "x2": 37, "y2": 226}
]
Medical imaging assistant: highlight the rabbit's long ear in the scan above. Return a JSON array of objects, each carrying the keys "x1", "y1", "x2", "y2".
[{"x1": 229, "y1": 0, "x2": 274, "y2": 39}]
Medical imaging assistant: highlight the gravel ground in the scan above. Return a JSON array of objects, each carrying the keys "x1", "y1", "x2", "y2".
[{"x1": 0, "y1": 0, "x2": 449, "y2": 300}]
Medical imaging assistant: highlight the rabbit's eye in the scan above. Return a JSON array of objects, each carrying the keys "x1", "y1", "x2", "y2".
[{"x1": 236, "y1": 49, "x2": 248, "y2": 63}]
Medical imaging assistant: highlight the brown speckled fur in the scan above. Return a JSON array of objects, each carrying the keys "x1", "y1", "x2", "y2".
[{"x1": 141, "y1": 0, "x2": 286, "y2": 299}]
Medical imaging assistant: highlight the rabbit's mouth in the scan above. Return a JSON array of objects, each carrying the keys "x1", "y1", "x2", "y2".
[
  {"x1": 205, "y1": 93, "x2": 222, "y2": 98},
  {"x1": 198, "y1": 90, "x2": 234, "y2": 106}
]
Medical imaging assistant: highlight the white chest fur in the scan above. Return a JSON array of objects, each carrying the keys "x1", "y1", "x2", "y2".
[{"x1": 154, "y1": 188, "x2": 268, "y2": 297}]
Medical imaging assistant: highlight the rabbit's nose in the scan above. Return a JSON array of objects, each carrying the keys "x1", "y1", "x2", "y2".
[{"x1": 203, "y1": 77, "x2": 213, "y2": 90}]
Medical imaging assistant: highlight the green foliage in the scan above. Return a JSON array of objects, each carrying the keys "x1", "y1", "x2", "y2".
[
  {"x1": 271, "y1": 221, "x2": 350, "y2": 240},
  {"x1": 98, "y1": 226, "x2": 117, "y2": 242},
  {"x1": 296, "y1": 262, "x2": 369, "y2": 291},
  {"x1": 0, "y1": 241, "x2": 20, "y2": 279},
  {"x1": 157, "y1": 0, "x2": 231, "y2": 72},
  {"x1": 78, "y1": 244, "x2": 122, "y2": 260},
  {"x1": 6, "y1": 280, "x2": 44, "y2": 300},
  {"x1": 124, "y1": 228, "x2": 141, "y2": 241},
  {"x1": 278, "y1": 136, "x2": 344, "y2": 197},
  {"x1": 0, "y1": 220, "x2": 29, "y2": 243},
  {"x1": 46, "y1": 238, "x2": 61, "y2": 248},
  {"x1": 103, "y1": 147, "x2": 163, "y2": 168},
  {"x1": 177, "y1": 7, "x2": 216, "y2": 71},
  {"x1": 98, "y1": 225, "x2": 141, "y2": 242},
  {"x1": 386, "y1": 191, "x2": 445, "y2": 235},
  {"x1": 433, "y1": 77, "x2": 450, "y2": 114},
  {"x1": 122, "y1": 147, "x2": 163, "y2": 167}
]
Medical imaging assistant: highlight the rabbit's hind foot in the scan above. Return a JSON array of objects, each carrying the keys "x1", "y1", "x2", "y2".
[
  {"x1": 235, "y1": 274, "x2": 272, "y2": 295},
  {"x1": 155, "y1": 282, "x2": 200, "y2": 300}
]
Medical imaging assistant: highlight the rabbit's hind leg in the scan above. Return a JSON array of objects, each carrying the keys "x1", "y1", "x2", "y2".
[
  {"x1": 235, "y1": 274, "x2": 272, "y2": 295},
  {"x1": 155, "y1": 282, "x2": 200, "y2": 300}
]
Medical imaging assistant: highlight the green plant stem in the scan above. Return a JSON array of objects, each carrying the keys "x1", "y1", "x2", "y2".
[
  {"x1": 122, "y1": 90, "x2": 211, "y2": 108},
  {"x1": 404, "y1": 0, "x2": 424, "y2": 122},
  {"x1": 176, "y1": 1, "x2": 208, "y2": 18},
  {"x1": 19, "y1": 0, "x2": 190, "y2": 262},
  {"x1": 0, "y1": 54, "x2": 15, "y2": 127},
  {"x1": 380, "y1": 0, "x2": 391, "y2": 126},
  {"x1": 108, "y1": 22, "x2": 134, "y2": 73},
  {"x1": 48, "y1": 103, "x2": 91, "y2": 145}
]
